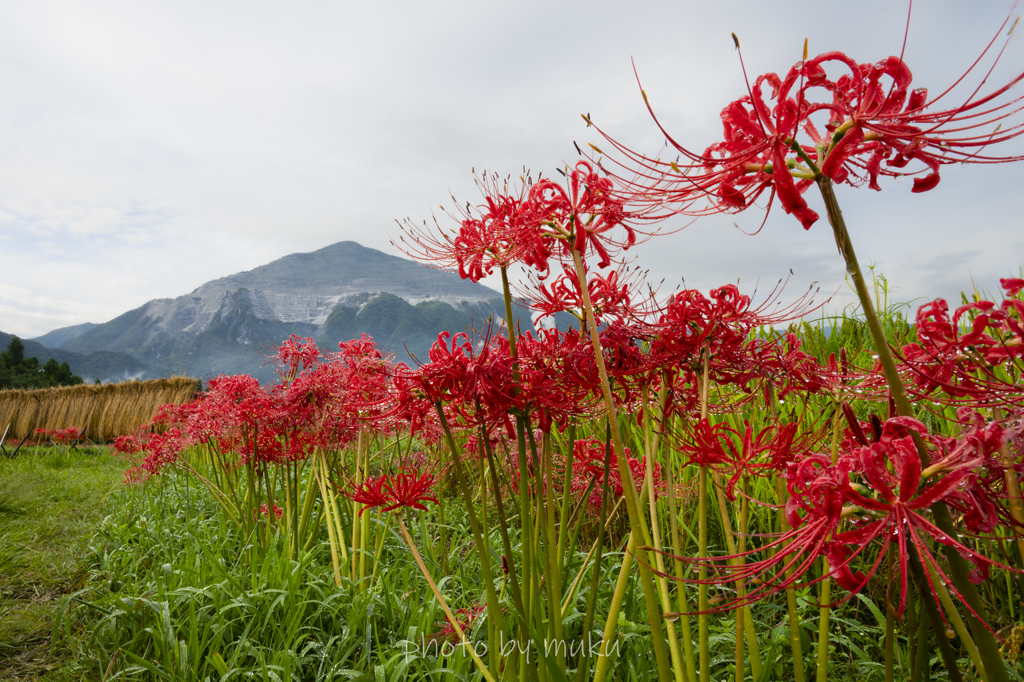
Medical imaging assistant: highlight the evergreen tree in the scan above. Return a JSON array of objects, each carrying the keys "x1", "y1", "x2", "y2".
[{"x1": 0, "y1": 337, "x2": 84, "y2": 390}]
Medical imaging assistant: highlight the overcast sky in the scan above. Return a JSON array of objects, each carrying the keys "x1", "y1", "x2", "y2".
[{"x1": 1, "y1": 0, "x2": 1021, "y2": 339}]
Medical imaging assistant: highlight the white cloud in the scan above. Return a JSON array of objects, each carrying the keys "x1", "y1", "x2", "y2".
[{"x1": 0, "y1": 0, "x2": 1020, "y2": 337}]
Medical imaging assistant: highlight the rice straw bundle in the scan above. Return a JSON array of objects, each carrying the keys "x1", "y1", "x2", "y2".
[{"x1": 0, "y1": 377, "x2": 200, "y2": 442}]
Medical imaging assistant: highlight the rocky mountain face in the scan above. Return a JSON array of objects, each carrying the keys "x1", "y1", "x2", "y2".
[{"x1": 35, "y1": 241, "x2": 520, "y2": 382}]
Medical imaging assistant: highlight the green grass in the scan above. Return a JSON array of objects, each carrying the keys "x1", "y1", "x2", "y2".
[
  {"x1": 0, "y1": 445, "x2": 126, "y2": 680},
  {"x1": 0, "y1": 439, "x2": 993, "y2": 681}
]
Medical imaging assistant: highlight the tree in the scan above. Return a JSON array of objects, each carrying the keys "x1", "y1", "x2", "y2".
[{"x1": 0, "y1": 337, "x2": 84, "y2": 390}]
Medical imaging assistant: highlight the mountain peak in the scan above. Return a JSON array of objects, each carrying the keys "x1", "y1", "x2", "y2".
[{"x1": 56, "y1": 241, "x2": 511, "y2": 381}]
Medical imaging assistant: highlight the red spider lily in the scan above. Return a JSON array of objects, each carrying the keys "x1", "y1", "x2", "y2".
[
  {"x1": 515, "y1": 329, "x2": 603, "y2": 431},
  {"x1": 529, "y1": 160, "x2": 636, "y2": 269},
  {"x1": 569, "y1": 437, "x2": 661, "y2": 513},
  {"x1": 275, "y1": 335, "x2": 322, "y2": 381},
  {"x1": 35, "y1": 427, "x2": 80, "y2": 444},
  {"x1": 118, "y1": 427, "x2": 193, "y2": 482},
  {"x1": 646, "y1": 286, "x2": 764, "y2": 390},
  {"x1": 254, "y1": 503, "x2": 283, "y2": 522},
  {"x1": 1004, "y1": 277, "x2": 1024, "y2": 297},
  {"x1": 415, "y1": 331, "x2": 524, "y2": 428},
  {"x1": 346, "y1": 467, "x2": 440, "y2": 515},
  {"x1": 820, "y1": 415, "x2": 1014, "y2": 620},
  {"x1": 645, "y1": 280, "x2": 823, "y2": 388},
  {"x1": 390, "y1": 363, "x2": 435, "y2": 435},
  {"x1": 902, "y1": 292, "x2": 1024, "y2": 404},
  {"x1": 749, "y1": 333, "x2": 889, "y2": 402},
  {"x1": 588, "y1": 13, "x2": 1024, "y2": 230},
  {"x1": 431, "y1": 604, "x2": 488, "y2": 643},
  {"x1": 681, "y1": 418, "x2": 801, "y2": 500},
  {"x1": 798, "y1": 18, "x2": 1024, "y2": 194},
  {"x1": 525, "y1": 261, "x2": 644, "y2": 326},
  {"x1": 587, "y1": 61, "x2": 820, "y2": 228},
  {"x1": 394, "y1": 170, "x2": 549, "y2": 282},
  {"x1": 669, "y1": 414, "x2": 1016, "y2": 623}
]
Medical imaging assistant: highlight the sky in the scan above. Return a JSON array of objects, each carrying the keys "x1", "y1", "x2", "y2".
[{"x1": 1, "y1": 0, "x2": 1022, "y2": 339}]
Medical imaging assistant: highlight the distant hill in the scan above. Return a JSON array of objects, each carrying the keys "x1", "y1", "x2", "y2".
[
  {"x1": 43, "y1": 241, "x2": 533, "y2": 381},
  {"x1": 31, "y1": 322, "x2": 98, "y2": 349},
  {"x1": 0, "y1": 331, "x2": 148, "y2": 384}
]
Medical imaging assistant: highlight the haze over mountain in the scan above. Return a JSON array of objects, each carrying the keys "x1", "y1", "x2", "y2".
[
  {"x1": 13, "y1": 242, "x2": 533, "y2": 383},
  {"x1": 32, "y1": 323, "x2": 98, "y2": 350}
]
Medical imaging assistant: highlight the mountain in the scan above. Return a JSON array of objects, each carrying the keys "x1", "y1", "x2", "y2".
[
  {"x1": 54, "y1": 241, "x2": 522, "y2": 381},
  {"x1": 0, "y1": 331, "x2": 148, "y2": 384},
  {"x1": 31, "y1": 322, "x2": 98, "y2": 349}
]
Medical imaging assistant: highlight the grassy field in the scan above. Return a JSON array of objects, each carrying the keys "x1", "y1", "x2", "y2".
[
  {"x1": 0, "y1": 445, "x2": 125, "y2": 681},
  {"x1": 0, "y1": 444, "x2": 915, "y2": 682}
]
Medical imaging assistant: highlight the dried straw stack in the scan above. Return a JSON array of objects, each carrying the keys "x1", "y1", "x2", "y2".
[{"x1": 0, "y1": 377, "x2": 200, "y2": 442}]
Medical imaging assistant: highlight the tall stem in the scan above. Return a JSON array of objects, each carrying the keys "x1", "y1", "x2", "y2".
[
  {"x1": 661, "y1": 381, "x2": 698, "y2": 682},
  {"x1": 498, "y1": 266, "x2": 540, "y2": 682},
  {"x1": 575, "y1": 421, "x2": 615, "y2": 682},
  {"x1": 396, "y1": 514, "x2": 497, "y2": 682},
  {"x1": 592, "y1": 533, "x2": 636, "y2": 682},
  {"x1": 813, "y1": 175, "x2": 1009, "y2": 682},
  {"x1": 435, "y1": 403, "x2": 508, "y2": 659},
  {"x1": 644, "y1": 387, "x2": 687, "y2": 682},
  {"x1": 697, "y1": 351, "x2": 710, "y2": 682},
  {"x1": 817, "y1": 404, "x2": 842, "y2": 682},
  {"x1": 569, "y1": 247, "x2": 672, "y2": 681}
]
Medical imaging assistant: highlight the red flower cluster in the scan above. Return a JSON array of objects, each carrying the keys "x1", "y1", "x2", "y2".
[
  {"x1": 569, "y1": 437, "x2": 661, "y2": 514},
  {"x1": 254, "y1": 503, "x2": 283, "y2": 521},
  {"x1": 114, "y1": 335, "x2": 402, "y2": 482},
  {"x1": 683, "y1": 411, "x2": 1016, "y2": 620},
  {"x1": 903, "y1": 278, "x2": 1024, "y2": 404},
  {"x1": 346, "y1": 467, "x2": 439, "y2": 515},
  {"x1": 35, "y1": 426, "x2": 80, "y2": 444},
  {"x1": 682, "y1": 418, "x2": 800, "y2": 500},
  {"x1": 396, "y1": 161, "x2": 638, "y2": 283},
  {"x1": 589, "y1": 15, "x2": 1024, "y2": 230},
  {"x1": 431, "y1": 604, "x2": 487, "y2": 643}
]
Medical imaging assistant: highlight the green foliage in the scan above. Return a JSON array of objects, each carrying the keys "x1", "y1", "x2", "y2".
[
  {"x1": 0, "y1": 444, "x2": 125, "y2": 680},
  {"x1": 0, "y1": 337, "x2": 84, "y2": 390}
]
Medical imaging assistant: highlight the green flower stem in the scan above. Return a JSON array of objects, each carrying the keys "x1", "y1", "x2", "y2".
[
  {"x1": 351, "y1": 431, "x2": 363, "y2": 582},
  {"x1": 709, "y1": 471, "x2": 762, "y2": 679},
  {"x1": 563, "y1": 496, "x2": 625, "y2": 618},
  {"x1": 593, "y1": 532, "x2": 637, "y2": 682},
  {"x1": 907, "y1": 545, "x2": 964, "y2": 682},
  {"x1": 575, "y1": 421, "x2": 615, "y2": 682},
  {"x1": 556, "y1": 423, "x2": 577, "y2": 578},
  {"x1": 816, "y1": 404, "x2": 843, "y2": 682},
  {"x1": 885, "y1": 550, "x2": 894, "y2": 682},
  {"x1": 697, "y1": 351, "x2": 710, "y2": 682},
  {"x1": 909, "y1": 600, "x2": 931, "y2": 682},
  {"x1": 479, "y1": 421, "x2": 525, "y2": 607},
  {"x1": 816, "y1": 561, "x2": 831, "y2": 682},
  {"x1": 767, "y1": 381, "x2": 805, "y2": 682},
  {"x1": 297, "y1": 457, "x2": 319, "y2": 551},
  {"x1": 314, "y1": 452, "x2": 347, "y2": 585},
  {"x1": 812, "y1": 174, "x2": 1009, "y2": 682},
  {"x1": 525, "y1": 426, "x2": 564, "y2": 669},
  {"x1": 498, "y1": 266, "x2": 541, "y2": 682},
  {"x1": 570, "y1": 246, "x2": 672, "y2": 682},
  {"x1": 435, "y1": 402, "x2": 508, "y2": 664},
  {"x1": 995, "y1": 407, "x2": 1024, "y2": 568},
  {"x1": 643, "y1": 387, "x2": 688, "y2": 682},
  {"x1": 660, "y1": 382, "x2": 698, "y2": 682},
  {"x1": 695, "y1": 358, "x2": 761, "y2": 680},
  {"x1": 396, "y1": 514, "x2": 497, "y2": 682},
  {"x1": 921, "y1": 552, "x2": 988, "y2": 682},
  {"x1": 698, "y1": 466, "x2": 709, "y2": 682}
]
